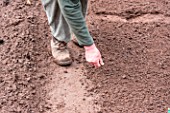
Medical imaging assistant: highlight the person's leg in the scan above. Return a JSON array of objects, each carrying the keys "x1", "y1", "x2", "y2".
[
  {"x1": 80, "y1": 0, "x2": 88, "y2": 17},
  {"x1": 41, "y1": 0, "x2": 71, "y2": 43},
  {"x1": 58, "y1": 0, "x2": 93, "y2": 46},
  {"x1": 71, "y1": 0, "x2": 92, "y2": 46},
  {"x1": 41, "y1": 0, "x2": 72, "y2": 66}
]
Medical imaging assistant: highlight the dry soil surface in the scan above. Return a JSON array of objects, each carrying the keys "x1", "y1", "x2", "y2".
[
  {"x1": 86, "y1": 0, "x2": 170, "y2": 113},
  {"x1": 0, "y1": 0, "x2": 170, "y2": 113}
]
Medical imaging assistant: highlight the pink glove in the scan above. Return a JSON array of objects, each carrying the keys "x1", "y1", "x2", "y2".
[{"x1": 84, "y1": 44, "x2": 104, "y2": 68}]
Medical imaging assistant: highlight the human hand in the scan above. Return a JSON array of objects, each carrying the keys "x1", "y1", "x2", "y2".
[{"x1": 84, "y1": 44, "x2": 104, "y2": 68}]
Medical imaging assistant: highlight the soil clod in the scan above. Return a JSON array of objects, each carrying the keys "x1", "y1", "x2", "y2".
[{"x1": 0, "y1": 39, "x2": 4, "y2": 45}]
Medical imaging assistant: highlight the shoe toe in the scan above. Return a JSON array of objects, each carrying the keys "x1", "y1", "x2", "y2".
[{"x1": 55, "y1": 57, "x2": 72, "y2": 66}]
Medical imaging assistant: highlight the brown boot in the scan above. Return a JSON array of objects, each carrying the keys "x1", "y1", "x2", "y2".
[{"x1": 51, "y1": 38, "x2": 72, "y2": 66}]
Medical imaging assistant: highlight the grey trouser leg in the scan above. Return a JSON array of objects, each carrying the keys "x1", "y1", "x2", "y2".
[{"x1": 41, "y1": 0, "x2": 88, "y2": 43}]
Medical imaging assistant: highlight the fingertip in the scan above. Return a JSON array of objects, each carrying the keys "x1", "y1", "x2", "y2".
[{"x1": 100, "y1": 59, "x2": 104, "y2": 66}]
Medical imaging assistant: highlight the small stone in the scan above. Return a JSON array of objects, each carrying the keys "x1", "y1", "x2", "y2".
[
  {"x1": 122, "y1": 75, "x2": 127, "y2": 79},
  {"x1": 31, "y1": 90, "x2": 36, "y2": 95},
  {"x1": 19, "y1": 100, "x2": 25, "y2": 105}
]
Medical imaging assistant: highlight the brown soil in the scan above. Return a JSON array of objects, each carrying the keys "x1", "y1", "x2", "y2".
[
  {"x1": 0, "y1": 0, "x2": 170, "y2": 113},
  {"x1": 0, "y1": 0, "x2": 98, "y2": 113},
  {"x1": 86, "y1": 0, "x2": 170, "y2": 113}
]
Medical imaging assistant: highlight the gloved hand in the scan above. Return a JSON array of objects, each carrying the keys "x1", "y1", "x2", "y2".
[{"x1": 84, "y1": 43, "x2": 104, "y2": 68}]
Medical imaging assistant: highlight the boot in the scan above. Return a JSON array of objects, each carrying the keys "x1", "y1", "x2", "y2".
[{"x1": 51, "y1": 38, "x2": 72, "y2": 66}]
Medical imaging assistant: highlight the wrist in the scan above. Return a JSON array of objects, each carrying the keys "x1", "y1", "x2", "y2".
[{"x1": 84, "y1": 43, "x2": 96, "y2": 51}]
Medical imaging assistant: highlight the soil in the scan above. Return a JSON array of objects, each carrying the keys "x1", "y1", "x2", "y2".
[
  {"x1": 0, "y1": 0, "x2": 170, "y2": 113},
  {"x1": 86, "y1": 0, "x2": 170, "y2": 113}
]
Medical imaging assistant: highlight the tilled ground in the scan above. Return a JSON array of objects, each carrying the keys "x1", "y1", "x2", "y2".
[
  {"x1": 0, "y1": 0, "x2": 170, "y2": 113},
  {"x1": 0, "y1": 0, "x2": 97, "y2": 113},
  {"x1": 0, "y1": 0, "x2": 52, "y2": 112},
  {"x1": 86, "y1": 0, "x2": 170, "y2": 113}
]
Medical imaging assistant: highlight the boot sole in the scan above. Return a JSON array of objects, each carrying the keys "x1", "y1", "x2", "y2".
[{"x1": 54, "y1": 60, "x2": 72, "y2": 66}]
